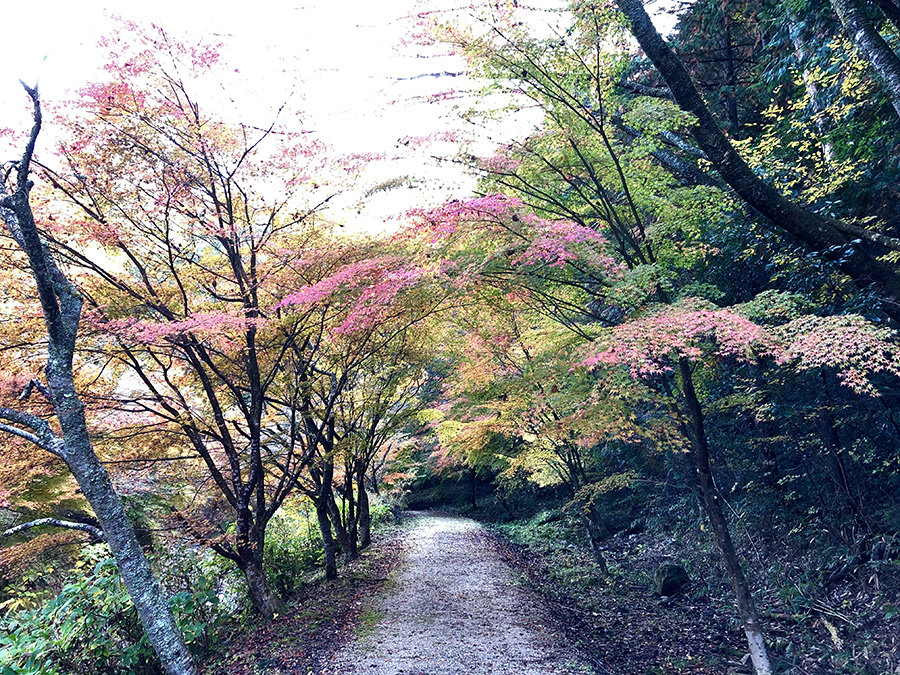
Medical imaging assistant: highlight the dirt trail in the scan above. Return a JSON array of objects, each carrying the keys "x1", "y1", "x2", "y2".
[{"x1": 327, "y1": 513, "x2": 593, "y2": 675}]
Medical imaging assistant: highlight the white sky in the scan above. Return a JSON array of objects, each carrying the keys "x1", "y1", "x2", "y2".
[{"x1": 1, "y1": 0, "x2": 682, "y2": 232}]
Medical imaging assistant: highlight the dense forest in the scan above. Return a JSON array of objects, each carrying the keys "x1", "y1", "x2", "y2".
[{"x1": 1, "y1": 1, "x2": 900, "y2": 674}]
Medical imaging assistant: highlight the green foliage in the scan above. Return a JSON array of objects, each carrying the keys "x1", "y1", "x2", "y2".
[
  {"x1": 264, "y1": 501, "x2": 326, "y2": 597},
  {"x1": 495, "y1": 508, "x2": 583, "y2": 553},
  {"x1": 160, "y1": 552, "x2": 230, "y2": 656},
  {"x1": 368, "y1": 494, "x2": 395, "y2": 529},
  {"x1": 0, "y1": 568, "x2": 51, "y2": 616},
  {"x1": 0, "y1": 546, "x2": 228, "y2": 675}
]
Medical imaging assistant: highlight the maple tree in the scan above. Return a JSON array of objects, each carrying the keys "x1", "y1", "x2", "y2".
[
  {"x1": 15, "y1": 22, "x2": 439, "y2": 618},
  {"x1": 270, "y1": 243, "x2": 447, "y2": 577},
  {"x1": 411, "y1": 6, "x2": 833, "y2": 672},
  {"x1": 0, "y1": 85, "x2": 196, "y2": 674},
  {"x1": 45, "y1": 36, "x2": 320, "y2": 619},
  {"x1": 329, "y1": 331, "x2": 433, "y2": 553}
]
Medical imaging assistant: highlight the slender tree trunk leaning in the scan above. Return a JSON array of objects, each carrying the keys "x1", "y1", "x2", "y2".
[
  {"x1": 614, "y1": 0, "x2": 900, "y2": 320},
  {"x1": 0, "y1": 86, "x2": 196, "y2": 675},
  {"x1": 581, "y1": 514, "x2": 611, "y2": 577},
  {"x1": 234, "y1": 512, "x2": 282, "y2": 621},
  {"x1": 679, "y1": 361, "x2": 773, "y2": 675},
  {"x1": 718, "y1": 10, "x2": 742, "y2": 138},
  {"x1": 311, "y1": 459, "x2": 339, "y2": 579},
  {"x1": 817, "y1": 407, "x2": 869, "y2": 531},
  {"x1": 344, "y1": 471, "x2": 360, "y2": 556},
  {"x1": 328, "y1": 490, "x2": 356, "y2": 562},
  {"x1": 831, "y1": 0, "x2": 900, "y2": 120}
]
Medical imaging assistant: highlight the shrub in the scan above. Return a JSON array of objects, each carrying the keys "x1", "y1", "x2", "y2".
[
  {"x1": 159, "y1": 551, "x2": 230, "y2": 657},
  {"x1": 0, "y1": 546, "x2": 154, "y2": 675},
  {"x1": 0, "y1": 545, "x2": 228, "y2": 675},
  {"x1": 369, "y1": 493, "x2": 396, "y2": 528},
  {"x1": 264, "y1": 501, "x2": 323, "y2": 597}
]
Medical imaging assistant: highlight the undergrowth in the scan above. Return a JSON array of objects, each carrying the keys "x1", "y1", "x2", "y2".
[{"x1": 484, "y1": 504, "x2": 900, "y2": 674}]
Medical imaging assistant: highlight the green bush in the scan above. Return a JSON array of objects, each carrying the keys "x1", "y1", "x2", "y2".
[
  {"x1": 160, "y1": 551, "x2": 230, "y2": 656},
  {"x1": 264, "y1": 502, "x2": 323, "y2": 597},
  {"x1": 0, "y1": 547, "x2": 154, "y2": 675},
  {"x1": 369, "y1": 493, "x2": 396, "y2": 527},
  {"x1": 0, "y1": 545, "x2": 227, "y2": 675}
]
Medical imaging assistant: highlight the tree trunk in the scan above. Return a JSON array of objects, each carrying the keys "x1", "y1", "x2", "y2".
[
  {"x1": 315, "y1": 496, "x2": 338, "y2": 580},
  {"x1": 65, "y1": 444, "x2": 196, "y2": 675},
  {"x1": 752, "y1": 417, "x2": 781, "y2": 542},
  {"x1": 0, "y1": 87, "x2": 196, "y2": 675},
  {"x1": 831, "y1": 0, "x2": 900, "y2": 120},
  {"x1": 679, "y1": 361, "x2": 773, "y2": 675},
  {"x1": 581, "y1": 514, "x2": 610, "y2": 576},
  {"x1": 344, "y1": 470, "x2": 359, "y2": 556},
  {"x1": 238, "y1": 551, "x2": 282, "y2": 621},
  {"x1": 357, "y1": 470, "x2": 372, "y2": 550},
  {"x1": 719, "y1": 9, "x2": 742, "y2": 138},
  {"x1": 470, "y1": 467, "x2": 478, "y2": 510},
  {"x1": 817, "y1": 407, "x2": 869, "y2": 531},
  {"x1": 327, "y1": 491, "x2": 356, "y2": 562},
  {"x1": 614, "y1": 0, "x2": 900, "y2": 319}
]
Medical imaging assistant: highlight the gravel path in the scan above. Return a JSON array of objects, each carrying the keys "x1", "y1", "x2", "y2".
[{"x1": 328, "y1": 514, "x2": 593, "y2": 675}]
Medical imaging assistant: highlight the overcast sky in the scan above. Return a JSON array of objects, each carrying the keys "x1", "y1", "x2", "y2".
[{"x1": 1, "y1": 0, "x2": 682, "y2": 231}]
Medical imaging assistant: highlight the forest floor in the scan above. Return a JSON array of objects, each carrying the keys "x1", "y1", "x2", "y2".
[
  {"x1": 205, "y1": 511, "x2": 900, "y2": 675},
  {"x1": 488, "y1": 511, "x2": 900, "y2": 675},
  {"x1": 203, "y1": 518, "x2": 407, "y2": 675},
  {"x1": 205, "y1": 512, "x2": 594, "y2": 675}
]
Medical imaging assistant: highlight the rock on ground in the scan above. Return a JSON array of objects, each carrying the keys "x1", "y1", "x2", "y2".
[{"x1": 327, "y1": 514, "x2": 593, "y2": 675}]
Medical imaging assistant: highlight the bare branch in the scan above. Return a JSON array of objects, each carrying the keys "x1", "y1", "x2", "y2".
[
  {"x1": 3, "y1": 517, "x2": 103, "y2": 540},
  {"x1": 0, "y1": 407, "x2": 66, "y2": 456},
  {"x1": 18, "y1": 378, "x2": 53, "y2": 402}
]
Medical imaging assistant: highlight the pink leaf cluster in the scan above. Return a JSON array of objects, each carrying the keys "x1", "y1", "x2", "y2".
[
  {"x1": 92, "y1": 312, "x2": 260, "y2": 344},
  {"x1": 277, "y1": 256, "x2": 430, "y2": 336},
  {"x1": 580, "y1": 302, "x2": 781, "y2": 378},
  {"x1": 410, "y1": 194, "x2": 616, "y2": 270},
  {"x1": 579, "y1": 302, "x2": 900, "y2": 396},
  {"x1": 512, "y1": 220, "x2": 616, "y2": 269},
  {"x1": 478, "y1": 147, "x2": 523, "y2": 173},
  {"x1": 778, "y1": 315, "x2": 900, "y2": 395},
  {"x1": 410, "y1": 193, "x2": 526, "y2": 240}
]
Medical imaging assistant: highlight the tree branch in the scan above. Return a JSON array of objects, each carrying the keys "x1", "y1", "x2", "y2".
[
  {"x1": 614, "y1": 0, "x2": 900, "y2": 317},
  {"x1": 831, "y1": 0, "x2": 900, "y2": 120},
  {"x1": 0, "y1": 407, "x2": 66, "y2": 456},
  {"x1": 19, "y1": 378, "x2": 53, "y2": 402},
  {"x1": 3, "y1": 517, "x2": 103, "y2": 540}
]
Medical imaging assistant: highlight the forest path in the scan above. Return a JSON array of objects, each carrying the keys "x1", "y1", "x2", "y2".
[{"x1": 327, "y1": 513, "x2": 593, "y2": 675}]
